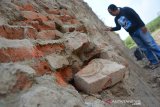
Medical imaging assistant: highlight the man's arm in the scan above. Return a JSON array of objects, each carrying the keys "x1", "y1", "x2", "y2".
[
  {"x1": 111, "y1": 18, "x2": 121, "y2": 31},
  {"x1": 105, "y1": 18, "x2": 121, "y2": 31}
]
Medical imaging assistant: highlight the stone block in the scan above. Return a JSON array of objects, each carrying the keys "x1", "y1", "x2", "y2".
[
  {"x1": 64, "y1": 32, "x2": 89, "y2": 53},
  {"x1": 74, "y1": 59, "x2": 126, "y2": 94},
  {"x1": 46, "y1": 53, "x2": 69, "y2": 70}
]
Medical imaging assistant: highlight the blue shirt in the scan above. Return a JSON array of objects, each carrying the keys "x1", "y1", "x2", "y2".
[{"x1": 111, "y1": 7, "x2": 145, "y2": 35}]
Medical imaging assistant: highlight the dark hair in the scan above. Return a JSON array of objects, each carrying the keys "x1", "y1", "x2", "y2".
[{"x1": 108, "y1": 4, "x2": 118, "y2": 11}]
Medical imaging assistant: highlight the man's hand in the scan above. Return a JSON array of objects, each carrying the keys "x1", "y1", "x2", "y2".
[
  {"x1": 141, "y1": 26, "x2": 148, "y2": 33},
  {"x1": 104, "y1": 27, "x2": 112, "y2": 31}
]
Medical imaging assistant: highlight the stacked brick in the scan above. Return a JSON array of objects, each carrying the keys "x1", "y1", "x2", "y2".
[{"x1": 0, "y1": 2, "x2": 128, "y2": 95}]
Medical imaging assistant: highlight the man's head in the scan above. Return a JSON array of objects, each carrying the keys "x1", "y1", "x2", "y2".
[{"x1": 108, "y1": 4, "x2": 120, "y2": 16}]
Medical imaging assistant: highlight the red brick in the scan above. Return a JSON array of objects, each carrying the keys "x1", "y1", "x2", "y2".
[
  {"x1": 0, "y1": 25, "x2": 24, "y2": 39},
  {"x1": 0, "y1": 47, "x2": 43, "y2": 63},
  {"x1": 31, "y1": 60, "x2": 52, "y2": 75},
  {"x1": 20, "y1": 4, "x2": 35, "y2": 11},
  {"x1": 60, "y1": 9, "x2": 68, "y2": 15},
  {"x1": 37, "y1": 30, "x2": 61, "y2": 40},
  {"x1": 38, "y1": 21, "x2": 56, "y2": 31},
  {"x1": 21, "y1": 11, "x2": 48, "y2": 22},
  {"x1": 18, "y1": 20, "x2": 39, "y2": 30},
  {"x1": 18, "y1": 20, "x2": 56, "y2": 32},
  {"x1": 53, "y1": 67, "x2": 73, "y2": 86},
  {"x1": 0, "y1": 25, "x2": 37, "y2": 39},
  {"x1": 46, "y1": 9, "x2": 61, "y2": 15},
  {"x1": 59, "y1": 15, "x2": 73, "y2": 23},
  {"x1": 54, "y1": 67, "x2": 73, "y2": 86},
  {"x1": 12, "y1": 73, "x2": 33, "y2": 92},
  {"x1": 47, "y1": 14, "x2": 57, "y2": 20},
  {"x1": 54, "y1": 72, "x2": 68, "y2": 86},
  {"x1": 57, "y1": 67, "x2": 73, "y2": 82},
  {"x1": 68, "y1": 19, "x2": 81, "y2": 25},
  {"x1": 36, "y1": 44, "x2": 65, "y2": 55},
  {"x1": 0, "y1": 49, "x2": 11, "y2": 62},
  {"x1": 26, "y1": 27, "x2": 37, "y2": 39},
  {"x1": 60, "y1": 9, "x2": 72, "y2": 17},
  {"x1": 28, "y1": 21, "x2": 39, "y2": 28}
]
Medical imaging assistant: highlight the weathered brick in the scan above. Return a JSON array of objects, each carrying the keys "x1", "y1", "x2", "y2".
[
  {"x1": 0, "y1": 47, "x2": 42, "y2": 63},
  {"x1": 21, "y1": 11, "x2": 48, "y2": 22},
  {"x1": 64, "y1": 32, "x2": 89, "y2": 52},
  {"x1": 0, "y1": 49, "x2": 11, "y2": 62},
  {"x1": 0, "y1": 38, "x2": 43, "y2": 62},
  {"x1": 59, "y1": 15, "x2": 73, "y2": 23},
  {"x1": 60, "y1": 9, "x2": 69, "y2": 16},
  {"x1": 47, "y1": 14, "x2": 57, "y2": 20},
  {"x1": 46, "y1": 9, "x2": 61, "y2": 15},
  {"x1": 38, "y1": 21, "x2": 56, "y2": 31},
  {"x1": 36, "y1": 43, "x2": 65, "y2": 55},
  {"x1": 54, "y1": 72, "x2": 68, "y2": 86},
  {"x1": 74, "y1": 59, "x2": 126, "y2": 94},
  {"x1": 12, "y1": 73, "x2": 33, "y2": 92},
  {"x1": 20, "y1": 4, "x2": 35, "y2": 11},
  {"x1": 17, "y1": 20, "x2": 39, "y2": 30},
  {"x1": 74, "y1": 42, "x2": 101, "y2": 63},
  {"x1": 54, "y1": 66, "x2": 73, "y2": 86},
  {"x1": 0, "y1": 25, "x2": 37, "y2": 39},
  {"x1": 18, "y1": 20, "x2": 56, "y2": 32},
  {"x1": 46, "y1": 53, "x2": 69, "y2": 70},
  {"x1": 25, "y1": 27, "x2": 38, "y2": 39},
  {"x1": 67, "y1": 19, "x2": 81, "y2": 25},
  {"x1": 37, "y1": 30, "x2": 62, "y2": 40},
  {"x1": 0, "y1": 25, "x2": 24, "y2": 39},
  {"x1": 31, "y1": 60, "x2": 52, "y2": 75},
  {"x1": 57, "y1": 67, "x2": 73, "y2": 82}
]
